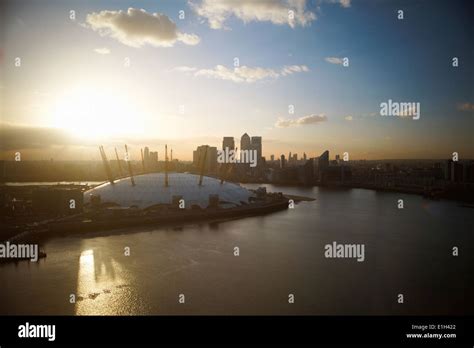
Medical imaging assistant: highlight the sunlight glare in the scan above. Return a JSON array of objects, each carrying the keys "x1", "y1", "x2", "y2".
[{"x1": 53, "y1": 86, "x2": 144, "y2": 139}]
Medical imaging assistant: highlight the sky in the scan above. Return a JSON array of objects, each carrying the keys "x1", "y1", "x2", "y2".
[{"x1": 0, "y1": 0, "x2": 473, "y2": 161}]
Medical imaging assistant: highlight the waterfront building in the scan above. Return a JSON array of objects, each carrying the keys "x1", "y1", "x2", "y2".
[
  {"x1": 280, "y1": 154, "x2": 286, "y2": 168},
  {"x1": 193, "y1": 145, "x2": 218, "y2": 174},
  {"x1": 251, "y1": 136, "x2": 262, "y2": 163}
]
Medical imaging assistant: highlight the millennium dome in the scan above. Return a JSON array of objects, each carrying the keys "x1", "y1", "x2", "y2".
[{"x1": 84, "y1": 173, "x2": 253, "y2": 209}]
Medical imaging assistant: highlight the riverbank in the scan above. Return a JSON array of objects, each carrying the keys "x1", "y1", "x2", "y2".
[
  {"x1": 3, "y1": 195, "x2": 295, "y2": 245},
  {"x1": 245, "y1": 181, "x2": 474, "y2": 203}
]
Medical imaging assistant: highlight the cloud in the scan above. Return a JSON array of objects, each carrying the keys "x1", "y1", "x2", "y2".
[
  {"x1": 340, "y1": 0, "x2": 351, "y2": 7},
  {"x1": 344, "y1": 115, "x2": 353, "y2": 121},
  {"x1": 86, "y1": 8, "x2": 200, "y2": 47},
  {"x1": 195, "y1": 65, "x2": 277, "y2": 83},
  {"x1": 178, "y1": 33, "x2": 201, "y2": 45},
  {"x1": 398, "y1": 104, "x2": 419, "y2": 117},
  {"x1": 281, "y1": 64, "x2": 309, "y2": 75},
  {"x1": 457, "y1": 102, "x2": 474, "y2": 112},
  {"x1": 327, "y1": 0, "x2": 351, "y2": 8},
  {"x1": 172, "y1": 66, "x2": 197, "y2": 72},
  {"x1": 94, "y1": 47, "x2": 111, "y2": 54},
  {"x1": 190, "y1": 0, "x2": 316, "y2": 29},
  {"x1": 325, "y1": 57, "x2": 344, "y2": 65},
  {"x1": 275, "y1": 114, "x2": 327, "y2": 128},
  {"x1": 0, "y1": 123, "x2": 77, "y2": 151},
  {"x1": 190, "y1": 64, "x2": 308, "y2": 83}
]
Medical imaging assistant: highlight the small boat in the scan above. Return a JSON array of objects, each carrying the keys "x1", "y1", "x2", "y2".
[
  {"x1": 38, "y1": 250, "x2": 47, "y2": 259},
  {"x1": 0, "y1": 249, "x2": 47, "y2": 264}
]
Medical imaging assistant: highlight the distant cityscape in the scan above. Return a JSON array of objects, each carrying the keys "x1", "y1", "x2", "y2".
[{"x1": 2, "y1": 133, "x2": 474, "y2": 206}]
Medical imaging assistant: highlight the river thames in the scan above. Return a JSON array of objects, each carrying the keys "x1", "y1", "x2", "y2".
[{"x1": 0, "y1": 185, "x2": 471, "y2": 315}]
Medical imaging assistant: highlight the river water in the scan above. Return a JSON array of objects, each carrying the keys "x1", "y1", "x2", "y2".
[{"x1": 0, "y1": 185, "x2": 472, "y2": 315}]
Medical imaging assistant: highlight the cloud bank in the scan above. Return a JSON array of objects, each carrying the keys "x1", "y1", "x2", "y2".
[
  {"x1": 325, "y1": 57, "x2": 344, "y2": 65},
  {"x1": 457, "y1": 102, "x2": 474, "y2": 112},
  {"x1": 86, "y1": 8, "x2": 200, "y2": 47},
  {"x1": 327, "y1": 0, "x2": 351, "y2": 8},
  {"x1": 175, "y1": 64, "x2": 308, "y2": 83},
  {"x1": 94, "y1": 47, "x2": 110, "y2": 54},
  {"x1": 0, "y1": 123, "x2": 77, "y2": 151},
  {"x1": 191, "y1": 0, "x2": 316, "y2": 29},
  {"x1": 275, "y1": 114, "x2": 327, "y2": 128},
  {"x1": 171, "y1": 66, "x2": 197, "y2": 72}
]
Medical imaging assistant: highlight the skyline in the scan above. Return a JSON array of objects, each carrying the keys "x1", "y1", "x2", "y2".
[{"x1": 1, "y1": 0, "x2": 473, "y2": 161}]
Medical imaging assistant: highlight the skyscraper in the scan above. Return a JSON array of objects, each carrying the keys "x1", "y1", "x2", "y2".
[
  {"x1": 144, "y1": 147, "x2": 150, "y2": 162},
  {"x1": 143, "y1": 147, "x2": 150, "y2": 170},
  {"x1": 223, "y1": 137, "x2": 235, "y2": 151},
  {"x1": 318, "y1": 150, "x2": 329, "y2": 168},
  {"x1": 280, "y1": 154, "x2": 286, "y2": 168},
  {"x1": 318, "y1": 150, "x2": 330, "y2": 182},
  {"x1": 251, "y1": 136, "x2": 262, "y2": 164},
  {"x1": 241, "y1": 133, "x2": 251, "y2": 151},
  {"x1": 149, "y1": 151, "x2": 158, "y2": 170},
  {"x1": 193, "y1": 145, "x2": 218, "y2": 173}
]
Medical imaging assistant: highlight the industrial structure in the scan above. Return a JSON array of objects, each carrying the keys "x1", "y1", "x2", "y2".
[
  {"x1": 84, "y1": 173, "x2": 253, "y2": 210},
  {"x1": 85, "y1": 144, "x2": 256, "y2": 211}
]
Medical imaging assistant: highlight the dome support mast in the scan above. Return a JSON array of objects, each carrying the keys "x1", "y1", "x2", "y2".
[
  {"x1": 165, "y1": 144, "x2": 169, "y2": 187},
  {"x1": 115, "y1": 147, "x2": 123, "y2": 178},
  {"x1": 199, "y1": 145, "x2": 208, "y2": 186},
  {"x1": 124, "y1": 144, "x2": 136, "y2": 186},
  {"x1": 99, "y1": 145, "x2": 115, "y2": 185}
]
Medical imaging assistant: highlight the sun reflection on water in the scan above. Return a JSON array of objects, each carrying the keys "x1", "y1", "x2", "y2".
[{"x1": 75, "y1": 248, "x2": 129, "y2": 315}]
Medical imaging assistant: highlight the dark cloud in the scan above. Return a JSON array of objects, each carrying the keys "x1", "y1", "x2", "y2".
[{"x1": 0, "y1": 123, "x2": 77, "y2": 151}]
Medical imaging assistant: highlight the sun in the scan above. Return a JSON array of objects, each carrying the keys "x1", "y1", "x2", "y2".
[{"x1": 52, "y1": 85, "x2": 144, "y2": 139}]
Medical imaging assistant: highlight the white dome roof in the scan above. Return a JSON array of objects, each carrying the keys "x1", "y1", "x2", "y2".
[{"x1": 84, "y1": 173, "x2": 253, "y2": 209}]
